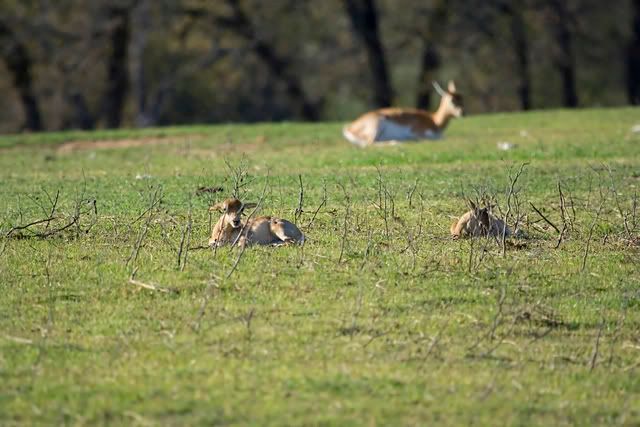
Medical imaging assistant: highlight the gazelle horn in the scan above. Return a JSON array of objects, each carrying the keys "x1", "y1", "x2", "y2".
[{"x1": 432, "y1": 81, "x2": 447, "y2": 97}]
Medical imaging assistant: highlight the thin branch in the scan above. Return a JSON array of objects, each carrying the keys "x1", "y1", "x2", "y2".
[
  {"x1": 467, "y1": 287, "x2": 507, "y2": 354},
  {"x1": 529, "y1": 202, "x2": 560, "y2": 233},
  {"x1": 306, "y1": 181, "x2": 327, "y2": 228},
  {"x1": 128, "y1": 267, "x2": 178, "y2": 294},
  {"x1": 5, "y1": 216, "x2": 57, "y2": 237},
  {"x1": 178, "y1": 198, "x2": 193, "y2": 271},
  {"x1": 295, "y1": 174, "x2": 304, "y2": 226},
  {"x1": 502, "y1": 163, "x2": 528, "y2": 256},
  {"x1": 582, "y1": 196, "x2": 606, "y2": 272},
  {"x1": 555, "y1": 181, "x2": 569, "y2": 248},
  {"x1": 406, "y1": 178, "x2": 419, "y2": 208},
  {"x1": 589, "y1": 318, "x2": 605, "y2": 372},
  {"x1": 337, "y1": 182, "x2": 350, "y2": 264},
  {"x1": 126, "y1": 186, "x2": 162, "y2": 267}
]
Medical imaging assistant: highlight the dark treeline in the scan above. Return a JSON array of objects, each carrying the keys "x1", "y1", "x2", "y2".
[{"x1": 0, "y1": 0, "x2": 637, "y2": 133}]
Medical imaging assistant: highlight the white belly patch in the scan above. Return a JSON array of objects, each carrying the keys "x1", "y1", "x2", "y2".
[
  {"x1": 423, "y1": 129, "x2": 442, "y2": 140},
  {"x1": 374, "y1": 119, "x2": 417, "y2": 142},
  {"x1": 374, "y1": 118, "x2": 441, "y2": 142}
]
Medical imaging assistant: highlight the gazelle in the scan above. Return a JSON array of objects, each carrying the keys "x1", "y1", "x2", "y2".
[
  {"x1": 343, "y1": 81, "x2": 463, "y2": 147},
  {"x1": 450, "y1": 201, "x2": 511, "y2": 239},
  {"x1": 208, "y1": 198, "x2": 305, "y2": 247}
]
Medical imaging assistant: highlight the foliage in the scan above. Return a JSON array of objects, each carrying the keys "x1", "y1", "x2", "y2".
[{"x1": 0, "y1": 0, "x2": 636, "y2": 133}]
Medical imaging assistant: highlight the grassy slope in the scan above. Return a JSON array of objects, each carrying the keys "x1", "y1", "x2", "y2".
[{"x1": 1, "y1": 108, "x2": 640, "y2": 425}]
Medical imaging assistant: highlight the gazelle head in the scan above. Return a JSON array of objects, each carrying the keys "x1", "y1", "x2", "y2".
[
  {"x1": 433, "y1": 80, "x2": 464, "y2": 118},
  {"x1": 467, "y1": 199, "x2": 496, "y2": 234},
  {"x1": 209, "y1": 198, "x2": 257, "y2": 229}
]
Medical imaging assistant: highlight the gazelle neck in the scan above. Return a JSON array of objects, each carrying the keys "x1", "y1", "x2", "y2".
[{"x1": 432, "y1": 97, "x2": 453, "y2": 131}]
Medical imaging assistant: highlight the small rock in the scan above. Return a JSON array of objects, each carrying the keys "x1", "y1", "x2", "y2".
[{"x1": 497, "y1": 141, "x2": 517, "y2": 151}]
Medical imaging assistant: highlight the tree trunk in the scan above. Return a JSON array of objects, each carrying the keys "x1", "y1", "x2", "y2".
[
  {"x1": 103, "y1": 5, "x2": 131, "y2": 128},
  {"x1": 218, "y1": 0, "x2": 319, "y2": 121},
  {"x1": 251, "y1": 39, "x2": 319, "y2": 120},
  {"x1": 68, "y1": 93, "x2": 95, "y2": 130},
  {"x1": 0, "y1": 22, "x2": 43, "y2": 131},
  {"x1": 130, "y1": 0, "x2": 158, "y2": 127},
  {"x1": 500, "y1": 1, "x2": 532, "y2": 110},
  {"x1": 416, "y1": 45, "x2": 440, "y2": 109},
  {"x1": 415, "y1": 0, "x2": 448, "y2": 109},
  {"x1": 550, "y1": 0, "x2": 578, "y2": 107},
  {"x1": 627, "y1": 0, "x2": 640, "y2": 105},
  {"x1": 343, "y1": 0, "x2": 393, "y2": 107}
]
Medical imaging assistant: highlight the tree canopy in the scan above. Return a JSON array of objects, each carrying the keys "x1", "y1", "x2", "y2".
[{"x1": 0, "y1": 0, "x2": 636, "y2": 132}]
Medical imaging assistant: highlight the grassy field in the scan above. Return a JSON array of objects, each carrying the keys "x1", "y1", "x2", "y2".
[{"x1": 1, "y1": 107, "x2": 640, "y2": 426}]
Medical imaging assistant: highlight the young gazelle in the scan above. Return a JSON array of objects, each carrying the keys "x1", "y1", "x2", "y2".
[
  {"x1": 450, "y1": 201, "x2": 511, "y2": 239},
  {"x1": 343, "y1": 81, "x2": 463, "y2": 147},
  {"x1": 208, "y1": 198, "x2": 304, "y2": 247}
]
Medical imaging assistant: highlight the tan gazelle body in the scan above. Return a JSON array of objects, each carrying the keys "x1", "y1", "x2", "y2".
[
  {"x1": 343, "y1": 81, "x2": 463, "y2": 147},
  {"x1": 450, "y1": 201, "x2": 511, "y2": 239},
  {"x1": 208, "y1": 198, "x2": 305, "y2": 247}
]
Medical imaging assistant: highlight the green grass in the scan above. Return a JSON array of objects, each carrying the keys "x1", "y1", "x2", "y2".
[{"x1": 1, "y1": 107, "x2": 640, "y2": 426}]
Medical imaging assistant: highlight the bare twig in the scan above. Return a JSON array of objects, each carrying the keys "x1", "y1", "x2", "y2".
[
  {"x1": 295, "y1": 174, "x2": 304, "y2": 225},
  {"x1": 479, "y1": 321, "x2": 517, "y2": 358},
  {"x1": 337, "y1": 182, "x2": 350, "y2": 264},
  {"x1": 589, "y1": 318, "x2": 605, "y2": 372},
  {"x1": 2, "y1": 335, "x2": 34, "y2": 345},
  {"x1": 0, "y1": 237, "x2": 7, "y2": 258},
  {"x1": 128, "y1": 267, "x2": 178, "y2": 294},
  {"x1": 582, "y1": 197, "x2": 606, "y2": 272},
  {"x1": 43, "y1": 189, "x2": 60, "y2": 231},
  {"x1": 243, "y1": 308, "x2": 255, "y2": 343},
  {"x1": 374, "y1": 167, "x2": 394, "y2": 240},
  {"x1": 424, "y1": 318, "x2": 450, "y2": 359},
  {"x1": 529, "y1": 202, "x2": 560, "y2": 233},
  {"x1": 224, "y1": 155, "x2": 254, "y2": 199},
  {"x1": 126, "y1": 186, "x2": 162, "y2": 267},
  {"x1": 6, "y1": 184, "x2": 95, "y2": 239},
  {"x1": 606, "y1": 165, "x2": 637, "y2": 241},
  {"x1": 178, "y1": 198, "x2": 193, "y2": 271},
  {"x1": 360, "y1": 228, "x2": 374, "y2": 271},
  {"x1": 307, "y1": 181, "x2": 327, "y2": 228},
  {"x1": 5, "y1": 216, "x2": 57, "y2": 237},
  {"x1": 192, "y1": 276, "x2": 220, "y2": 332},
  {"x1": 608, "y1": 308, "x2": 627, "y2": 368},
  {"x1": 467, "y1": 287, "x2": 507, "y2": 354},
  {"x1": 131, "y1": 188, "x2": 163, "y2": 225},
  {"x1": 556, "y1": 181, "x2": 569, "y2": 248},
  {"x1": 406, "y1": 178, "x2": 419, "y2": 208},
  {"x1": 467, "y1": 237, "x2": 476, "y2": 274},
  {"x1": 502, "y1": 163, "x2": 528, "y2": 256}
]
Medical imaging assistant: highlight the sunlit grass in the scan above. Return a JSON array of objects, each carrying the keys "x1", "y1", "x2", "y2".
[{"x1": 1, "y1": 107, "x2": 640, "y2": 425}]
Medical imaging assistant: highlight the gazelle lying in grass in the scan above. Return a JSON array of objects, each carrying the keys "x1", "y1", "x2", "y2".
[
  {"x1": 209, "y1": 198, "x2": 305, "y2": 247},
  {"x1": 343, "y1": 81, "x2": 463, "y2": 147},
  {"x1": 450, "y1": 201, "x2": 511, "y2": 239}
]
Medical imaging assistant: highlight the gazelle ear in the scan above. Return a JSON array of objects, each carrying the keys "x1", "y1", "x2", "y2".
[
  {"x1": 448, "y1": 80, "x2": 456, "y2": 93},
  {"x1": 209, "y1": 202, "x2": 226, "y2": 212},
  {"x1": 242, "y1": 202, "x2": 257, "y2": 211}
]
